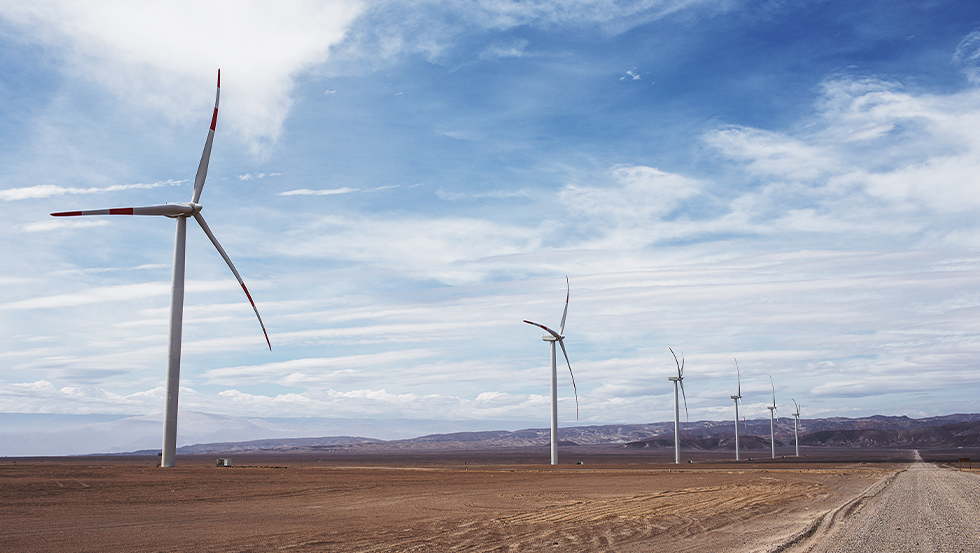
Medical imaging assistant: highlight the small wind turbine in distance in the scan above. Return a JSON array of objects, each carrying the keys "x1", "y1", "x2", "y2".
[
  {"x1": 768, "y1": 374, "x2": 777, "y2": 459},
  {"x1": 523, "y1": 277, "x2": 579, "y2": 466},
  {"x1": 51, "y1": 70, "x2": 271, "y2": 468},
  {"x1": 668, "y1": 347, "x2": 688, "y2": 465},
  {"x1": 731, "y1": 358, "x2": 742, "y2": 461},
  {"x1": 792, "y1": 398, "x2": 801, "y2": 458}
]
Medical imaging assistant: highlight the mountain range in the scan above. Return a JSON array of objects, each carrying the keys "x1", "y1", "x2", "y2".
[{"x1": 168, "y1": 413, "x2": 980, "y2": 455}]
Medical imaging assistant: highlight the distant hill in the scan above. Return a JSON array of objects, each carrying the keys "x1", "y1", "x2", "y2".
[
  {"x1": 157, "y1": 413, "x2": 980, "y2": 454},
  {"x1": 176, "y1": 436, "x2": 383, "y2": 454}
]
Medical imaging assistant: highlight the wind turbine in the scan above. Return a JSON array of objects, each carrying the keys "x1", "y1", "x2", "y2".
[
  {"x1": 731, "y1": 358, "x2": 742, "y2": 461},
  {"x1": 768, "y1": 374, "x2": 777, "y2": 459},
  {"x1": 523, "y1": 277, "x2": 578, "y2": 465},
  {"x1": 792, "y1": 398, "x2": 801, "y2": 457},
  {"x1": 668, "y1": 348, "x2": 688, "y2": 465},
  {"x1": 51, "y1": 70, "x2": 270, "y2": 468}
]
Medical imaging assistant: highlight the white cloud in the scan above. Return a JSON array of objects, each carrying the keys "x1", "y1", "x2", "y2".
[
  {"x1": 703, "y1": 76, "x2": 980, "y2": 235},
  {"x1": 953, "y1": 30, "x2": 980, "y2": 83},
  {"x1": 333, "y1": 0, "x2": 727, "y2": 64},
  {"x1": 237, "y1": 172, "x2": 282, "y2": 181},
  {"x1": 0, "y1": 280, "x2": 242, "y2": 311},
  {"x1": 563, "y1": 165, "x2": 701, "y2": 220},
  {"x1": 269, "y1": 214, "x2": 540, "y2": 284},
  {"x1": 480, "y1": 39, "x2": 529, "y2": 60},
  {"x1": 0, "y1": 0, "x2": 366, "y2": 152},
  {"x1": 436, "y1": 188, "x2": 532, "y2": 200},
  {"x1": 21, "y1": 219, "x2": 110, "y2": 233},
  {"x1": 203, "y1": 349, "x2": 441, "y2": 386},
  {"x1": 0, "y1": 180, "x2": 183, "y2": 201},
  {"x1": 279, "y1": 187, "x2": 359, "y2": 196}
]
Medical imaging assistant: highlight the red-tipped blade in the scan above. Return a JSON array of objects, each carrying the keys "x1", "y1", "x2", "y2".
[
  {"x1": 193, "y1": 212, "x2": 271, "y2": 350},
  {"x1": 192, "y1": 70, "x2": 220, "y2": 204},
  {"x1": 523, "y1": 319, "x2": 560, "y2": 340},
  {"x1": 51, "y1": 204, "x2": 196, "y2": 217}
]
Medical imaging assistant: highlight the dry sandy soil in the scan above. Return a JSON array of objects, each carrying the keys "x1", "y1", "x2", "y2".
[{"x1": 1, "y1": 447, "x2": 975, "y2": 552}]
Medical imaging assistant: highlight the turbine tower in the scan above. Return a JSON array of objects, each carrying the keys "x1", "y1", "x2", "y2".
[
  {"x1": 51, "y1": 71, "x2": 271, "y2": 468},
  {"x1": 668, "y1": 348, "x2": 688, "y2": 465},
  {"x1": 768, "y1": 374, "x2": 777, "y2": 459},
  {"x1": 731, "y1": 358, "x2": 742, "y2": 461},
  {"x1": 792, "y1": 398, "x2": 801, "y2": 458},
  {"x1": 524, "y1": 277, "x2": 578, "y2": 465}
]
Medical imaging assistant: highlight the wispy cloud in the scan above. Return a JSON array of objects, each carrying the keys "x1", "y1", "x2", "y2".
[
  {"x1": 237, "y1": 172, "x2": 282, "y2": 181},
  {"x1": 436, "y1": 188, "x2": 532, "y2": 201},
  {"x1": 620, "y1": 68, "x2": 642, "y2": 81},
  {"x1": 0, "y1": 180, "x2": 183, "y2": 201},
  {"x1": 279, "y1": 187, "x2": 359, "y2": 196}
]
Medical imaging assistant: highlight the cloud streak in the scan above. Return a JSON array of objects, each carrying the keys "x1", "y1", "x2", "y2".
[{"x1": 0, "y1": 180, "x2": 183, "y2": 201}]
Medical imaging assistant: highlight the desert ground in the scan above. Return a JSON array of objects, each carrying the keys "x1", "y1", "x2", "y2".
[{"x1": 1, "y1": 447, "x2": 977, "y2": 552}]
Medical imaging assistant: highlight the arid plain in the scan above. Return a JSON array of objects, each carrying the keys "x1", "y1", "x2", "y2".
[{"x1": 4, "y1": 447, "x2": 977, "y2": 552}]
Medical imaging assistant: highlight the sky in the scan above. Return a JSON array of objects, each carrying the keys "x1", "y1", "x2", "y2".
[{"x1": 2, "y1": 0, "x2": 980, "y2": 453}]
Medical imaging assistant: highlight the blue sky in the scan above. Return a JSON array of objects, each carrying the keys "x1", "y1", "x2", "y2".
[{"x1": 2, "y1": 0, "x2": 980, "y2": 451}]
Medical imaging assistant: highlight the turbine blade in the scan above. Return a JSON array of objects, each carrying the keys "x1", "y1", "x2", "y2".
[
  {"x1": 735, "y1": 357, "x2": 741, "y2": 397},
  {"x1": 523, "y1": 319, "x2": 561, "y2": 340},
  {"x1": 193, "y1": 212, "x2": 271, "y2": 350},
  {"x1": 191, "y1": 70, "x2": 220, "y2": 204},
  {"x1": 557, "y1": 338, "x2": 579, "y2": 420},
  {"x1": 52, "y1": 204, "x2": 195, "y2": 217},
  {"x1": 669, "y1": 347, "x2": 682, "y2": 378},
  {"x1": 770, "y1": 374, "x2": 776, "y2": 408},
  {"x1": 679, "y1": 379, "x2": 688, "y2": 422},
  {"x1": 559, "y1": 275, "x2": 569, "y2": 335}
]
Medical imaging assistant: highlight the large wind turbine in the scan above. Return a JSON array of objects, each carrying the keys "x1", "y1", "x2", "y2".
[
  {"x1": 668, "y1": 348, "x2": 688, "y2": 465},
  {"x1": 51, "y1": 71, "x2": 270, "y2": 468},
  {"x1": 524, "y1": 277, "x2": 578, "y2": 465},
  {"x1": 792, "y1": 398, "x2": 801, "y2": 457},
  {"x1": 768, "y1": 375, "x2": 777, "y2": 459},
  {"x1": 731, "y1": 358, "x2": 742, "y2": 461}
]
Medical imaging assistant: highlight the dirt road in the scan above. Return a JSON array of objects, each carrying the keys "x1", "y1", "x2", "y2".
[{"x1": 784, "y1": 452, "x2": 980, "y2": 553}]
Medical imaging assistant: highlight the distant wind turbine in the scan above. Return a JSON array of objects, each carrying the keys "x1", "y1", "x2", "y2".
[
  {"x1": 668, "y1": 348, "x2": 688, "y2": 465},
  {"x1": 524, "y1": 277, "x2": 578, "y2": 466},
  {"x1": 731, "y1": 358, "x2": 742, "y2": 461},
  {"x1": 51, "y1": 70, "x2": 271, "y2": 468},
  {"x1": 768, "y1": 374, "x2": 777, "y2": 459},
  {"x1": 792, "y1": 398, "x2": 801, "y2": 458}
]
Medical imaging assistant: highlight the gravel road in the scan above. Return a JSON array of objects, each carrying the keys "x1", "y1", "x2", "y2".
[{"x1": 787, "y1": 451, "x2": 980, "y2": 553}]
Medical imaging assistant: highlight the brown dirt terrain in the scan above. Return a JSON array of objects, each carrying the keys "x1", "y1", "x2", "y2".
[{"x1": 0, "y1": 447, "x2": 952, "y2": 552}]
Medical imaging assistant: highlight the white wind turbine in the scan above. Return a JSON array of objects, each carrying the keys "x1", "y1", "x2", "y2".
[
  {"x1": 792, "y1": 398, "x2": 801, "y2": 458},
  {"x1": 768, "y1": 374, "x2": 777, "y2": 459},
  {"x1": 668, "y1": 348, "x2": 688, "y2": 465},
  {"x1": 524, "y1": 277, "x2": 579, "y2": 466},
  {"x1": 731, "y1": 358, "x2": 742, "y2": 461},
  {"x1": 51, "y1": 71, "x2": 270, "y2": 468}
]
